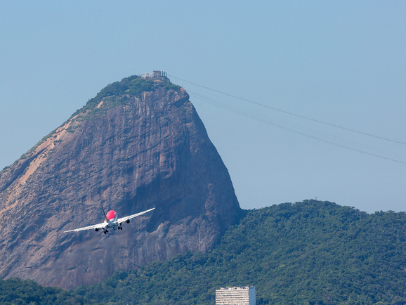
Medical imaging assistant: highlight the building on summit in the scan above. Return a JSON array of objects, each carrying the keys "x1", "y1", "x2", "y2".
[
  {"x1": 215, "y1": 286, "x2": 256, "y2": 305},
  {"x1": 153, "y1": 70, "x2": 167, "y2": 78},
  {"x1": 141, "y1": 71, "x2": 167, "y2": 79}
]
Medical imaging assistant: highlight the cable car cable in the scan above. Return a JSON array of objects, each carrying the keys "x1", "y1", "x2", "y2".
[
  {"x1": 170, "y1": 74, "x2": 406, "y2": 146},
  {"x1": 189, "y1": 92, "x2": 406, "y2": 165}
]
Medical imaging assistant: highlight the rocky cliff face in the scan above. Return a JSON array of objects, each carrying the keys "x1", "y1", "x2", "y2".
[{"x1": 0, "y1": 75, "x2": 241, "y2": 289}]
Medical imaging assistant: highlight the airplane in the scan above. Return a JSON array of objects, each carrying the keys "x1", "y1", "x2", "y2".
[{"x1": 64, "y1": 207, "x2": 155, "y2": 234}]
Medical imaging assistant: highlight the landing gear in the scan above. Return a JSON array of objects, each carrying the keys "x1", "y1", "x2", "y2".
[{"x1": 103, "y1": 230, "x2": 108, "y2": 234}]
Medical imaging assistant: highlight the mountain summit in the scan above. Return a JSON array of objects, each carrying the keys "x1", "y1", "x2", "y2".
[{"x1": 0, "y1": 75, "x2": 241, "y2": 289}]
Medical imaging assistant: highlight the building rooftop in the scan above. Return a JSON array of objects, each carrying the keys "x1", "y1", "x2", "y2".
[{"x1": 218, "y1": 286, "x2": 254, "y2": 290}]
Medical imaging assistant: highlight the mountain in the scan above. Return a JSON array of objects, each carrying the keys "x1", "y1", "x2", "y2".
[
  {"x1": 76, "y1": 200, "x2": 406, "y2": 304},
  {"x1": 0, "y1": 75, "x2": 241, "y2": 289}
]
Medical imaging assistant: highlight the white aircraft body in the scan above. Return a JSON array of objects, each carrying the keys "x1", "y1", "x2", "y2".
[{"x1": 64, "y1": 207, "x2": 155, "y2": 234}]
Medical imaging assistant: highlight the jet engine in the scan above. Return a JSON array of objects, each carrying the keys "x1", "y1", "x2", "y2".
[
  {"x1": 95, "y1": 228, "x2": 99, "y2": 232},
  {"x1": 126, "y1": 219, "x2": 130, "y2": 223}
]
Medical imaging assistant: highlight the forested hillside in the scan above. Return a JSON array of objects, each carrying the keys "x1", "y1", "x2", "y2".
[
  {"x1": 75, "y1": 200, "x2": 406, "y2": 304},
  {"x1": 0, "y1": 278, "x2": 98, "y2": 305}
]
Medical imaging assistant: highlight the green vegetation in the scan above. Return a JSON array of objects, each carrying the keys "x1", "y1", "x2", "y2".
[
  {"x1": 6, "y1": 201, "x2": 406, "y2": 304},
  {"x1": 75, "y1": 200, "x2": 406, "y2": 304},
  {"x1": 95, "y1": 75, "x2": 153, "y2": 100},
  {"x1": 0, "y1": 278, "x2": 98, "y2": 305},
  {"x1": 161, "y1": 81, "x2": 181, "y2": 92},
  {"x1": 71, "y1": 75, "x2": 180, "y2": 119},
  {"x1": 66, "y1": 125, "x2": 81, "y2": 133}
]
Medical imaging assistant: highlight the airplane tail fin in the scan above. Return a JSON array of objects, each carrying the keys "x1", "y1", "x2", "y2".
[{"x1": 101, "y1": 205, "x2": 108, "y2": 222}]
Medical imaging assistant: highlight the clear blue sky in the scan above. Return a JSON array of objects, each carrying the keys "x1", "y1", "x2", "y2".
[{"x1": 1, "y1": 1, "x2": 405, "y2": 213}]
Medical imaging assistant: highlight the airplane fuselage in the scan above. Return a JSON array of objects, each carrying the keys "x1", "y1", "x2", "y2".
[
  {"x1": 96, "y1": 210, "x2": 121, "y2": 233},
  {"x1": 96, "y1": 210, "x2": 133, "y2": 233}
]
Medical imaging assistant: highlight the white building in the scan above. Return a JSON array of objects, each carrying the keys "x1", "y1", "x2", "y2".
[{"x1": 215, "y1": 286, "x2": 256, "y2": 305}]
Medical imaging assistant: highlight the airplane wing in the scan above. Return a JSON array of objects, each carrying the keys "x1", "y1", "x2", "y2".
[
  {"x1": 64, "y1": 222, "x2": 106, "y2": 233},
  {"x1": 117, "y1": 208, "x2": 155, "y2": 224}
]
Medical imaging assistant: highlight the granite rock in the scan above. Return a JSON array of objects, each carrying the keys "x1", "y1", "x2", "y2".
[{"x1": 0, "y1": 76, "x2": 241, "y2": 289}]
